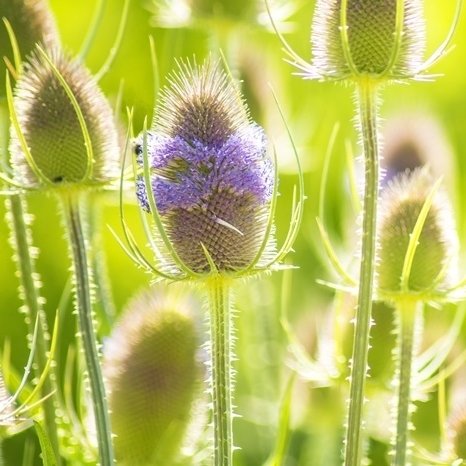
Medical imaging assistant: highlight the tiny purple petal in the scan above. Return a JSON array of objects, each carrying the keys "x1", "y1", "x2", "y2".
[{"x1": 136, "y1": 124, "x2": 273, "y2": 214}]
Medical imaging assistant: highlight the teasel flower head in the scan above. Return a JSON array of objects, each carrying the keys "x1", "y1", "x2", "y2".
[
  {"x1": 129, "y1": 58, "x2": 302, "y2": 281},
  {"x1": 268, "y1": 0, "x2": 462, "y2": 83},
  {"x1": 6, "y1": 46, "x2": 120, "y2": 191},
  {"x1": 103, "y1": 287, "x2": 202, "y2": 466},
  {"x1": 0, "y1": 0, "x2": 59, "y2": 99},
  {"x1": 376, "y1": 168, "x2": 459, "y2": 300}
]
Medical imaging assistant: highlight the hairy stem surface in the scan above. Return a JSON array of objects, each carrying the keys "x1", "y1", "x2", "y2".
[
  {"x1": 209, "y1": 277, "x2": 233, "y2": 466},
  {"x1": 392, "y1": 300, "x2": 421, "y2": 466},
  {"x1": 6, "y1": 194, "x2": 61, "y2": 464},
  {"x1": 344, "y1": 79, "x2": 380, "y2": 466},
  {"x1": 63, "y1": 194, "x2": 114, "y2": 466}
]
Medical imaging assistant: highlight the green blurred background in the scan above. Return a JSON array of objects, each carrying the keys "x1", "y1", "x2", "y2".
[{"x1": 1, "y1": 0, "x2": 465, "y2": 464}]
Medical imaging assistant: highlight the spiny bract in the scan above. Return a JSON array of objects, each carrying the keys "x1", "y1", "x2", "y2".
[
  {"x1": 9, "y1": 47, "x2": 120, "y2": 189},
  {"x1": 135, "y1": 59, "x2": 274, "y2": 274}
]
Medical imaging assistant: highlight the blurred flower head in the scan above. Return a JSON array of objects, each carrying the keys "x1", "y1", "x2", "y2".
[
  {"x1": 9, "y1": 47, "x2": 120, "y2": 191},
  {"x1": 148, "y1": 0, "x2": 297, "y2": 32},
  {"x1": 381, "y1": 113, "x2": 455, "y2": 188},
  {"x1": 0, "y1": 0, "x2": 59, "y2": 99},
  {"x1": 135, "y1": 58, "x2": 275, "y2": 275},
  {"x1": 376, "y1": 168, "x2": 458, "y2": 298},
  {"x1": 103, "y1": 287, "x2": 201, "y2": 466}
]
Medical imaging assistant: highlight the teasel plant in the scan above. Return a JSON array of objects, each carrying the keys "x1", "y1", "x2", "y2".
[
  {"x1": 0, "y1": 0, "x2": 63, "y2": 461},
  {"x1": 0, "y1": 36, "x2": 127, "y2": 465},
  {"x1": 115, "y1": 57, "x2": 303, "y2": 465},
  {"x1": 266, "y1": 1, "x2": 463, "y2": 464},
  {"x1": 375, "y1": 167, "x2": 466, "y2": 466}
]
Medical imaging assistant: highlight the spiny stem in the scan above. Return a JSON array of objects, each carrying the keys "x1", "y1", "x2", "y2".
[
  {"x1": 62, "y1": 194, "x2": 114, "y2": 466},
  {"x1": 209, "y1": 276, "x2": 234, "y2": 466},
  {"x1": 344, "y1": 79, "x2": 380, "y2": 466},
  {"x1": 5, "y1": 194, "x2": 61, "y2": 464},
  {"x1": 392, "y1": 300, "x2": 422, "y2": 466}
]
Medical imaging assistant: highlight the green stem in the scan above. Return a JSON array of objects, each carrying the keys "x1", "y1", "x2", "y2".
[
  {"x1": 63, "y1": 194, "x2": 114, "y2": 466},
  {"x1": 392, "y1": 300, "x2": 422, "y2": 466},
  {"x1": 209, "y1": 277, "x2": 233, "y2": 466},
  {"x1": 88, "y1": 197, "x2": 116, "y2": 335},
  {"x1": 344, "y1": 79, "x2": 380, "y2": 466},
  {"x1": 5, "y1": 194, "x2": 61, "y2": 464}
]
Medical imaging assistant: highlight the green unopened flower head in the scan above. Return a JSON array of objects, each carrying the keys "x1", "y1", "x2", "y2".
[
  {"x1": 309, "y1": 0, "x2": 426, "y2": 80},
  {"x1": 135, "y1": 59, "x2": 275, "y2": 275},
  {"x1": 0, "y1": 0, "x2": 59, "y2": 99},
  {"x1": 376, "y1": 168, "x2": 458, "y2": 297},
  {"x1": 9, "y1": 47, "x2": 120, "y2": 190},
  {"x1": 104, "y1": 287, "x2": 201, "y2": 466}
]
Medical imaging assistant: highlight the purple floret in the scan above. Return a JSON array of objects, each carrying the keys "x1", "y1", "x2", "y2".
[{"x1": 135, "y1": 124, "x2": 273, "y2": 214}]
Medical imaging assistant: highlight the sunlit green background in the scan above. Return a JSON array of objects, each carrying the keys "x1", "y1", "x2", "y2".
[{"x1": 1, "y1": 0, "x2": 466, "y2": 464}]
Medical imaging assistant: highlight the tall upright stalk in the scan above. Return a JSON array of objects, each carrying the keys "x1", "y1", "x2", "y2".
[
  {"x1": 62, "y1": 193, "x2": 114, "y2": 466},
  {"x1": 392, "y1": 300, "x2": 421, "y2": 466},
  {"x1": 209, "y1": 277, "x2": 234, "y2": 466},
  {"x1": 344, "y1": 79, "x2": 380, "y2": 466},
  {"x1": 5, "y1": 193, "x2": 61, "y2": 464}
]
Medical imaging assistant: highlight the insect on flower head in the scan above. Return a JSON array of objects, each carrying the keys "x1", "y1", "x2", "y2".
[{"x1": 134, "y1": 58, "x2": 279, "y2": 278}]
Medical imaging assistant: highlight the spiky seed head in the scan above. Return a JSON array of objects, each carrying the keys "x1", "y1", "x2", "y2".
[
  {"x1": 104, "y1": 288, "x2": 201, "y2": 466},
  {"x1": 135, "y1": 59, "x2": 274, "y2": 274},
  {"x1": 0, "y1": 0, "x2": 59, "y2": 99},
  {"x1": 376, "y1": 168, "x2": 458, "y2": 296},
  {"x1": 9, "y1": 47, "x2": 120, "y2": 189},
  {"x1": 311, "y1": 0, "x2": 426, "y2": 80}
]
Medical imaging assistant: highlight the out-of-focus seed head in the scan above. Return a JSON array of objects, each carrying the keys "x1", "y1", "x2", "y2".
[
  {"x1": 104, "y1": 287, "x2": 201, "y2": 466},
  {"x1": 381, "y1": 114, "x2": 454, "y2": 188},
  {"x1": 376, "y1": 168, "x2": 458, "y2": 296},
  {"x1": 0, "y1": 0, "x2": 59, "y2": 99},
  {"x1": 311, "y1": 0, "x2": 426, "y2": 80},
  {"x1": 148, "y1": 0, "x2": 295, "y2": 32},
  {"x1": 9, "y1": 47, "x2": 120, "y2": 189},
  {"x1": 448, "y1": 406, "x2": 466, "y2": 462},
  {"x1": 135, "y1": 59, "x2": 275, "y2": 274}
]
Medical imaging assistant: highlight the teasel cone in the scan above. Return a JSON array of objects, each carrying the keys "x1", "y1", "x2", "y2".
[
  {"x1": 376, "y1": 168, "x2": 458, "y2": 296},
  {"x1": 135, "y1": 59, "x2": 274, "y2": 275},
  {"x1": 0, "y1": 0, "x2": 59, "y2": 99},
  {"x1": 104, "y1": 288, "x2": 201, "y2": 466},
  {"x1": 9, "y1": 46, "x2": 120, "y2": 190},
  {"x1": 310, "y1": 0, "x2": 426, "y2": 81}
]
